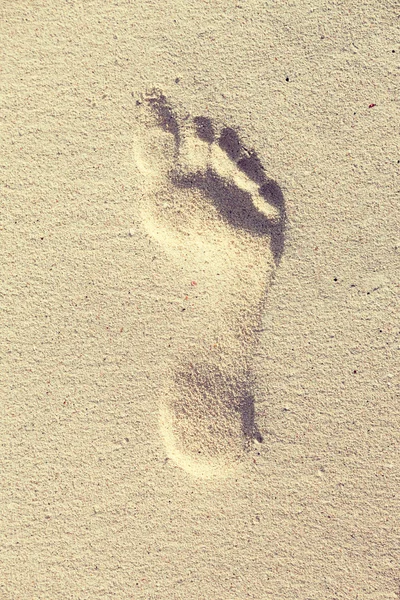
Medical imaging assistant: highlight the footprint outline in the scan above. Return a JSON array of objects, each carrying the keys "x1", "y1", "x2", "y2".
[{"x1": 133, "y1": 89, "x2": 286, "y2": 478}]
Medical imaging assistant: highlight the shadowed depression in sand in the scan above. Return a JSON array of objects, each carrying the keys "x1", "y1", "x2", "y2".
[{"x1": 133, "y1": 90, "x2": 286, "y2": 477}]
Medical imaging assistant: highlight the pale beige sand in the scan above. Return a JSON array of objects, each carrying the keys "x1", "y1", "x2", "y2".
[{"x1": 1, "y1": 1, "x2": 399, "y2": 598}]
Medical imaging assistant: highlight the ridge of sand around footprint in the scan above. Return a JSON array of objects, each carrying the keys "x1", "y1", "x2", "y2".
[{"x1": 132, "y1": 90, "x2": 286, "y2": 478}]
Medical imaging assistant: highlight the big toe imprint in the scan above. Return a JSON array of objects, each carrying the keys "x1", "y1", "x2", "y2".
[{"x1": 133, "y1": 89, "x2": 286, "y2": 478}]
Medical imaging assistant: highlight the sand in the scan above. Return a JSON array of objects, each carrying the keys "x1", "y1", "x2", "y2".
[{"x1": 1, "y1": 1, "x2": 399, "y2": 598}]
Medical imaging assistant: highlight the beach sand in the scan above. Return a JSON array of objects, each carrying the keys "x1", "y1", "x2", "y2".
[{"x1": 1, "y1": 1, "x2": 399, "y2": 598}]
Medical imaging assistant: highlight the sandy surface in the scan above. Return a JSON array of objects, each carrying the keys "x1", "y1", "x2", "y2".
[{"x1": 1, "y1": 1, "x2": 399, "y2": 598}]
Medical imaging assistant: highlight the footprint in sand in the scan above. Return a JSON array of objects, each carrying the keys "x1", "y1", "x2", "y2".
[{"x1": 132, "y1": 90, "x2": 286, "y2": 478}]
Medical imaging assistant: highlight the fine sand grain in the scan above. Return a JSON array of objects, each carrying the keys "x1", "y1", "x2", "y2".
[{"x1": 1, "y1": 1, "x2": 399, "y2": 599}]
